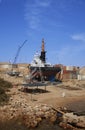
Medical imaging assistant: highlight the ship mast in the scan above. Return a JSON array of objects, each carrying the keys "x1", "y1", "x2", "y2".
[
  {"x1": 40, "y1": 39, "x2": 46, "y2": 63},
  {"x1": 42, "y1": 38, "x2": 45, "y2": 52}
]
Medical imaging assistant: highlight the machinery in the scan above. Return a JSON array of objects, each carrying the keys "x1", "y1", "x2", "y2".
[{"x1": 7, "y1": 40, "x2": 27, "y2": 76}]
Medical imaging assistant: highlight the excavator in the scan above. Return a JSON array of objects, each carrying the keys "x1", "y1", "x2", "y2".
[{"x1": 7, "y1": 40, "x2": 27, "y2": 76}]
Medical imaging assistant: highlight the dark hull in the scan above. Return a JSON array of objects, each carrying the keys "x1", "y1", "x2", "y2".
[{"x1": 30, "y1": 66, "x2": 61, "y2": 81}]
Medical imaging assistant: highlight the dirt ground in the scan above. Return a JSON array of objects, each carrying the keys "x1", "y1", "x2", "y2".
[
  {"x1": 0, "y1": 74, "x2": 85, "y2": 130},
  {"x1": 4, "y1": 74, "x2": 85, "y2": 113},
  {"x1": 0, "y1": 72, "x2": 85, "y2": 111}
]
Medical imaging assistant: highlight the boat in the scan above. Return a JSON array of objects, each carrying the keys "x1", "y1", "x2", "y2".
[{"x1": 29, "y1": 39, "x2": 61, "y2": 81}]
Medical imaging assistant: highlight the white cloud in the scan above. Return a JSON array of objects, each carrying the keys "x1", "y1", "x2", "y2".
[
  {"x1": 71, "y1": 34, "x2": 85, "y2": 42},
  {"x1": 25, "y1": 0, "x2": 52, "y2": 30},
  {"x1": 54, "y1": 0, "x2": 84, "y2": 12},
  {"x1": 24, "y1": 0, "x2": 85, "y2": 31},
  {"x1": 54, "y1": 41, "x2": 85, "y2": 65},
  {"x1": 35, "y1": 0, "x2": 51, "y2": 7}
]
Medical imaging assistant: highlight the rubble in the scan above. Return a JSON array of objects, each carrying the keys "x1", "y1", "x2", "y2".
[
  {"x1": 1, "y1": 99, "x2": 85, "y2": 130},
  {"x1": 63, "y1": 112, "x2": 85, "y2": 129},
  {"x1": 0, "y1": 72, "x2": 85, "y2": 130},
  {"x1": 0, "y1": 103, "x2": 58, "y2": 128}
]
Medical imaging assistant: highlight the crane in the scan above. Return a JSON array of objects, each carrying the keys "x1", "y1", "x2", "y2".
[
  {"x1": 7, "y1": 40, "x2": 27, "y2": 76},
  {"x1": 13, "y1": 40, "x2": 27, "y2": 65}
]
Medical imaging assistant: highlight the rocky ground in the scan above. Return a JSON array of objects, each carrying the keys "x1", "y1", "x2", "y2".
[{"x1": 0, "y1": 73, "x2": 85, "y2": 130}]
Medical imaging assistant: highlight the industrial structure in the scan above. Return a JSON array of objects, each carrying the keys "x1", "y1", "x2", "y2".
[
  {"x1": 0, "y1": 39, "x2": 82, "y2": 82},
  {"x1": 7, "y1": 40, "x2": 27, "y2": 76},
  {"x1": 27, "y1": 39, "x2": 61, "y2": 82}
]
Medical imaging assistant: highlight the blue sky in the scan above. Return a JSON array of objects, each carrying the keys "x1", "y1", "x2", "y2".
[{"x1": 0, "y1": 0, "x2": 85, "y2": 66}]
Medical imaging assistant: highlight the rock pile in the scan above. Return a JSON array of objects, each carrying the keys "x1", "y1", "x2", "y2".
[
  {"x1": 22, "y1": 104, "x2": 57, "y2": 128},
  {"x1": 0, "y1": 100, "x2": 85, "y2": 129},
  {"x1": 79, "y1": 67, "x2": 85, "y2": 75},
  {"x1": 62, "y1": 112, "x2": 85, "y2": 129},
  {"x1": 0, "y1": 103, "x2": 57, "y2": 128}
]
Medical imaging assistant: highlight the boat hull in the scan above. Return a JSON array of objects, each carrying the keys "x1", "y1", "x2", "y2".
[{"x1": 30, "y1": 66, "x2": 61, "y2": 81}]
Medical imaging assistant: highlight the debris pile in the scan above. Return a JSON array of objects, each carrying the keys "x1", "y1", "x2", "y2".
[
  {"x1": 0, "y1": 103, "x2": 57, "y2": 128},
  {"x1": 62, "y1": 112, "x2": 85, "y2": 129},
  {"x1": 0, "y1": 99, "x2": 85, "y2": 130}
]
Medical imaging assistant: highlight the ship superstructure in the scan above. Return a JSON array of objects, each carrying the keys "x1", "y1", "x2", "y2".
[{"x1": 29, "y1": 39, "x2": 61, "y2": 81}]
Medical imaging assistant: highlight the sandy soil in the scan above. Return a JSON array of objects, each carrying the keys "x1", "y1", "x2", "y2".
[
  {"x1": 7, "y1": 78, "x2": 85, "y2": 113},
  {"x1": 0, "y1": 74, "x2": 85, "y2": 130},
  {"x1": 0, "y1": 72, "x2": 85, "y2": 112}
]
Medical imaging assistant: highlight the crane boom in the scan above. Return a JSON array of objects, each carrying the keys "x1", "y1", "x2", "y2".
[
  {"x1": 13, "y1": 40, "x2": 27, "y2": 64},
  {"x1": 7, "y1": 40, "x2": 27, "y2": 76}
]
